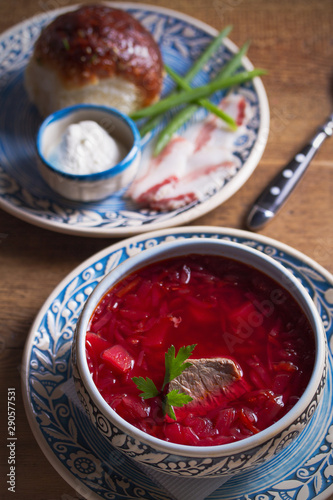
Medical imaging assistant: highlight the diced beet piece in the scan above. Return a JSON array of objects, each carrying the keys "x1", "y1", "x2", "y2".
[
  {"x1": 102, "y1": 345, "x2": 134, "y2": 373},
  {"x1": 183, "y1": 415, "x2": 217, "y2": 439},
  {"x1": 121, "y1": 395, "x2": 150, "y2": 420},
  {"x1": 86, "y1": 332, "x2": 110, "y2": 351},
  {"x1": 94, "y1": 364, "x2": 119, "y2": 394},
  {"x1": 86, "y1": 332, "x2": 112, "y2": 363},
  {"x1": 164, "y1": 423, "x2": 200, "y2": 446},
  {"x1": 164, "y1": 422, "x2": 184, "y2": 444},
  {"x1": 215, "y1": 408, "x2": 236, "y2": 435},
  {"x1": 181, "y1": 426, "x2": 201, "y2": 445}
]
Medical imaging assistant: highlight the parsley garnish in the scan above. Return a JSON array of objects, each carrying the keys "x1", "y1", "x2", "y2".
[
  {"x1": 164, "y1": 389, "x2": 194, "y2": 420},
  {"x1": 132, "y1": 376, "x2": 159, "y2": 400},
  {"x1": 132, "y1": 344, "x2": 196, "y2": 420}
]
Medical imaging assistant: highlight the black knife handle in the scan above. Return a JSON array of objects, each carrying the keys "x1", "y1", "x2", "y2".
[{"x1": 247, "y1": 117, "x2": 333, "y2": 231}]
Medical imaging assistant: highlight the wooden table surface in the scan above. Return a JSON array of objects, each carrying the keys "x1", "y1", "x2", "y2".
[{"x1": 0, "y1": 0, "x2": 332, "y2": 499}]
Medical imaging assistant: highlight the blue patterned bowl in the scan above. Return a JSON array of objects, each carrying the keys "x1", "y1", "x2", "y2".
[
  {"x1": 72, "y1": 238, "x2": 327, "y2": 478},
  {"x1": 36, "y1": 104, "x2": 141, "y2": 202}
]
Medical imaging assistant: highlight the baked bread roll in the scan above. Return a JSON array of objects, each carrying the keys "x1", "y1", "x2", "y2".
[{"x1": 25, "y1": 4, "x2": 164, "y2": 116}]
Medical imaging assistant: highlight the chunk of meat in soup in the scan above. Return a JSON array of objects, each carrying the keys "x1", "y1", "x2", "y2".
[{"x1": 169, "y1": 357, "x2": 243, "y2": 404}]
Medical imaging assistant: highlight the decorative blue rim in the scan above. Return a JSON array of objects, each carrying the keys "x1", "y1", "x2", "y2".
[
  {"x1": 36, "y1": 104, "x2": 141, "y2": 181},
  {"x1": 22, "y1": 226, "x2": 333, "y2": 500}
]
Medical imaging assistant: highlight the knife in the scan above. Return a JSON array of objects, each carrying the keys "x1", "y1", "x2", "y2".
[{"x1": 246, "y1": 114, "x2": 333, "y2": 231}]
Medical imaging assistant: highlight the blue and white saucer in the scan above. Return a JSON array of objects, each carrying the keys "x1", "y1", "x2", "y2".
[
  {"x1": 0, "y1": 3, "x2": 269, "y2": 237},
  {"x1": 22, "y1": 227, "x2": 333, "y2": 499}
]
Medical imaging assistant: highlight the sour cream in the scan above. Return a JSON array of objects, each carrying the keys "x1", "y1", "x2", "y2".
[{"x1": 48, "y1": 120, "x2": 127, "y2": 175}]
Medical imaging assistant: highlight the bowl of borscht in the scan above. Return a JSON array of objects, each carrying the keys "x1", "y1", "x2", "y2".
[{"x1": 72, "y1": 238, "x2": 326, "y2": 478}]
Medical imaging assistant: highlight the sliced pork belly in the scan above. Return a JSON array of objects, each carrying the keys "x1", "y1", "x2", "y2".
[
  {"x1": 127, "y1": 136, "x2": 195, "y2": 208},
  {"x1": 127, "y1": 93, "x2": 251, "y2": 211}
]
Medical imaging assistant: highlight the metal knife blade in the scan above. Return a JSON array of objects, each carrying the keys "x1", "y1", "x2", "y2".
[{"x1": 246, "y1": 114, "x2": 333, "y2": 231}]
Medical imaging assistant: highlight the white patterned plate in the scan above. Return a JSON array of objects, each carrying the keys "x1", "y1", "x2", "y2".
[
  {"x1": 22, "y1": 226, "x2": 333, "y2": 499},
  {"x1": 0, "y1": 3, "x2": 269, "y2": 237}
]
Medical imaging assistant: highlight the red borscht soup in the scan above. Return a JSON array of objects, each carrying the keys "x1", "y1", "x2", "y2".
[{"x1": 86, "y1": 254, "x2": 315, "y2": 446}]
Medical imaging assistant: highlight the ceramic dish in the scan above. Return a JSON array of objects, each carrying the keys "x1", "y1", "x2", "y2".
[
  {"x1": 0, "y1": 3, "x2": 269, "y2": 237},
  {"x1": 72, "y1": 237, "x2": 326, "y2": 478},
  {"x1": 36, "y1": 104, "x2": 141, "y2": 202},
  {"x1": 22, "y1": 226, "x2": 333, "y2": 499}
]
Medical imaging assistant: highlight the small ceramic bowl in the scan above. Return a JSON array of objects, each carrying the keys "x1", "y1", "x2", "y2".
[
  {"x1": 36, "y1": 104, "x2": 141, "y2": 202},
  {"x1": 72, "y1": 238, "x2": 327, "y2": 478}
]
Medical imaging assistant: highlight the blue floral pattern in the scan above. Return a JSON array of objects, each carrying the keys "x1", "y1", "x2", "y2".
[{"x1": 24, "y1": 227, "x2": 333, "y2": 499}]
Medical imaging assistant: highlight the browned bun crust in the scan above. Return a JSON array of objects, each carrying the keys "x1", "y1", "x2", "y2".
[{"x1": 33, "y1": 4, "x2": 163, "y2": 106}]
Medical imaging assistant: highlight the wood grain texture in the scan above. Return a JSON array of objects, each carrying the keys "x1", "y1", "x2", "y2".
[{"x1": 0, "y1": 0, "x2": 332, "y2": 499}]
